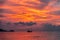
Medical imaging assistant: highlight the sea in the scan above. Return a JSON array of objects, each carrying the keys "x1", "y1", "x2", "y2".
[{"x1": 0, "y1": 32, "x2": 60, "y2": 40}]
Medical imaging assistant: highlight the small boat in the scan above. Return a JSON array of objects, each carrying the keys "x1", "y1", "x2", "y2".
[{"x1": 27, "y1": 30, "x2": 32, "y2": 32}]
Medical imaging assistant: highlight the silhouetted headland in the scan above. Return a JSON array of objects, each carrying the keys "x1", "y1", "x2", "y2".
[
  {"x1": 0, "y1": 29, "x2": 7, "y2": 32},
  {"x1": 0, "y1": 29, "x2": 15, "y2": 32}
]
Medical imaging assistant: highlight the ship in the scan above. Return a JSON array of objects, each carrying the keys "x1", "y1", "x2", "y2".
[{"x1": 27, "y1": 30, "x2": 32, "y2": 32}]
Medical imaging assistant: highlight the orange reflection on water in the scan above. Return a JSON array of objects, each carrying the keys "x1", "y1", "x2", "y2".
[{"x1": 0, "y1": 32, "x2": 56, "y2": 40}]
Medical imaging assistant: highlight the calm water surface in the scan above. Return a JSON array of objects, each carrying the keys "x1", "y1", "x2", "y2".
[{"x1": 0, "y1": 32, "x2": 60, "y2": 40}]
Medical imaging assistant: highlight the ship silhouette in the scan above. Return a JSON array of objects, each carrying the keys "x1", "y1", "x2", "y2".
[{"x1": 27, "y1": 29, "x2": 32, "y2": 32}]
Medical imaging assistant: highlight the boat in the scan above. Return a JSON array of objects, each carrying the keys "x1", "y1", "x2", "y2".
[{"x1": 27, "y1": 30, "x2": 32, "y2": 32}]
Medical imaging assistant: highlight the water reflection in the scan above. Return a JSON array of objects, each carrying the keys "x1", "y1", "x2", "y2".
[{"x1": 0, "y1": 32, "x2": 60, "y2": 40}]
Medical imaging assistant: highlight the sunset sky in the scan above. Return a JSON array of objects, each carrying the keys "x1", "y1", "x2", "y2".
[{"x1": 0, "y1": 0, "x2": 60, "y2": 31}]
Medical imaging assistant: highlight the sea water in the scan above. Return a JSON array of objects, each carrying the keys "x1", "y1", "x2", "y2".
[{"x1": 0, "y1": 32, "x2": 60, "y2": 40}]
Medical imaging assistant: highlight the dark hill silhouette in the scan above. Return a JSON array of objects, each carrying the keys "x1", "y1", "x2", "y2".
[
  {"x1": 0, "y1": 29, "x2": 15, "y2": 32},
  {"x1": 0, "y1": 29, "x2": 7, "y2": 32}
]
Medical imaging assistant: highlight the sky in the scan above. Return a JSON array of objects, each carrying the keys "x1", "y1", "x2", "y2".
[{"x1": 0, "y1": 0, "x2": 60, "y2": 31}]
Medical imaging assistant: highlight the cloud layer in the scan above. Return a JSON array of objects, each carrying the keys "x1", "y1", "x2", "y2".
[{"x1": 0, "y1": 0, "x2": 60, "y2": 25}]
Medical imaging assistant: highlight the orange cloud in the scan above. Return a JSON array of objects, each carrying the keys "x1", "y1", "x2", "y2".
[{"x1": 0, "y1": 0, "x2": 60, "y2": 25}]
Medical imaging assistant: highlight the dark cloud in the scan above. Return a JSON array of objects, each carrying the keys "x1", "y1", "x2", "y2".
[
  {"x1": 0, "y1": 15, "x2": 5, "y2": 17},
  {"x1": 8, "y1": 2, "x2": 22, "y2": 6},
  {"x1": 57, "y1": 0, "x2": 60, "y2": 3},
  {"x1": 5, "y1": 10, "x2": 15, "y2": 14},
  {"x1": 0, "y1": 0, "x2": 6, "y2": 5},
  {"x1": 51, "y1": 19, "x2": 60, "y2": 22},
  {"x1": 38, "y1": 3, "x2": 48, "y2": 10},
  {"x1": 14, "y1": 22, "x2": 36, "y2": 26},
  {"x1": 25, "y1": 3, "x2": 47, "y2": 10},
  {"x1": 11, "y1": 4, "x2": 22, "y2": 6},
  {"x1": 0, "y1": 8, "x2": 15, "y2": 14},
  {"x1": 26, "y1": 1, "x2": 39, "y2": 5},
  {"x1": 48, "y1": 10, "x2": 60, "y2": 15},
  {"x1": 25, "y1": 22, "x2": 36, "y2": 26},
  {"x1": 0, "y1": 8, "x2": 4, "y2": 13},
  {"x1": 14, "y1": 22, "x2": 25, "y2": 25},
  {"x1": 10, "y1": 3, "x2": 23, "y2": 6},
  {"x1": 39, "y1": 0, "x2": 51, "y2": 3},
  {"x1": 51, "y1": 0, "x2": 60, "y2": 7},
  {"x1": 38, "y1": 0, "x2": 51, "y2": 10},
  {"x1": 25, "y1": 0, "x2": 50, "y2": 10}
]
